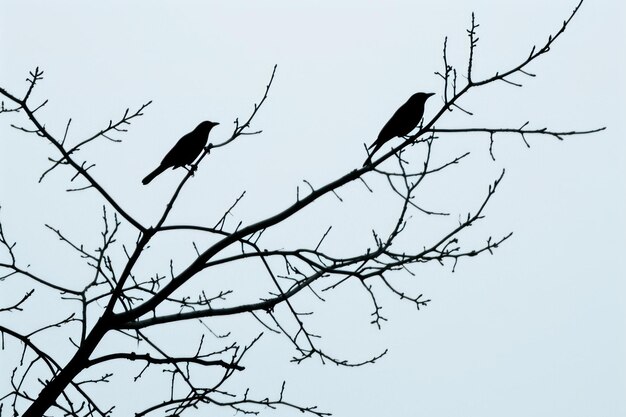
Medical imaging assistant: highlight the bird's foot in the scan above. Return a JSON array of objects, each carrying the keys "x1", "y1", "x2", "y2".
[{"x1": 185, "y1": 164, "x2": 198, "y2": 176}]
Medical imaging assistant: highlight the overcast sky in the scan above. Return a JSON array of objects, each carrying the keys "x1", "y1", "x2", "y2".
[{"x1": 1, "y1": 0, "x2": 624, "y2": 416}]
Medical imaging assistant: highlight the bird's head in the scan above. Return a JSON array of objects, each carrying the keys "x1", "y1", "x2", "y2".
[
  {"x1": 197, "y1": 120, "x2": 219, "y2": 132},
  {"x1": 409, "y1": 92, "x2": 435, "y2": 104}
]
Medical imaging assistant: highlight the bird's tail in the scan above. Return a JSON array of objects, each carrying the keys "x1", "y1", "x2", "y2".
[{"x1": 142, "y1": 164, "x2": 168, "y2": 185}]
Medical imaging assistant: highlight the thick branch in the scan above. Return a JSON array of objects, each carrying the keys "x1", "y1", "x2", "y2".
[{"x1": 88, "y1": 352, "x2": 244, "y2": 370}]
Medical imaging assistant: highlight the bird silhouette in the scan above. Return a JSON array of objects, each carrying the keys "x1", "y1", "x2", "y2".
[
  {"x1": 364, "y1": 92, "x2": 434, "y2": 165},
  {"x1": 142, "y1": 121, "x2": 219, "y2": 185}
]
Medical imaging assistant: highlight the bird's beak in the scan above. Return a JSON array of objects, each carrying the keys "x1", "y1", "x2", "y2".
[{"x1": 426, "y1": 93, "x2": 435, "y2": 97}]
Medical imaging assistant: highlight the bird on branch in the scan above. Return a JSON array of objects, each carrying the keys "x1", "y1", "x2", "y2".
[
  {"x1": 142, "y1": 120, "x2": 219, "y2": 185},
  {"x1": 364, "y1": 92, "x2": 434, "y2": 166}
]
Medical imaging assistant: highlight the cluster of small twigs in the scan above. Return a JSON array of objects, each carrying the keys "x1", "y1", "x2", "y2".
[
  {"x1": 0, "y1": 63, "x2": 329, "y2": 417},
  {"x1": 429, "y1": 0, "x2": 604, "y2": 160},
  {"x1": 0, "y1": 1, "x2": 604, "y2": 416}
]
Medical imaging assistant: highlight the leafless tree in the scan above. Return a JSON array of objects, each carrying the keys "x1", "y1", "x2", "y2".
[{"x1": 0, "y1": 1, "x2": 603, "y2": 416}]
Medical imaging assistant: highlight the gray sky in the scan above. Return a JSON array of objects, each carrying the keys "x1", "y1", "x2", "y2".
[{"x1": 1, "y1": 0, "x2": 624, "y2": 416}]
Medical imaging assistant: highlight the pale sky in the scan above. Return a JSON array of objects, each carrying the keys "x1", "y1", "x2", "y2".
[{"x1": 1, "y1": 1, "x2": 624, "y2": 416}]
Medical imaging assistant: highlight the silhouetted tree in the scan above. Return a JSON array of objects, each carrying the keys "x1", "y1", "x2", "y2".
[{"x1": 0, "y1": 1, "x2": 603, "y2": 416}]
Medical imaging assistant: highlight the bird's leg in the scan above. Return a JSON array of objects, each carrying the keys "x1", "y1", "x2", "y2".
[{"x1": 184, "y1": 164, "x2": 198, "y2": 176}]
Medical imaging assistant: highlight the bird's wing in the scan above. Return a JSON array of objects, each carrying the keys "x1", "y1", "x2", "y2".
[
  {"x1": 370, "y1": 104, "x2": 409, "y2": 149},
  {"x1": 160, "y1": 132, "x2": 193, "y2": 168}
]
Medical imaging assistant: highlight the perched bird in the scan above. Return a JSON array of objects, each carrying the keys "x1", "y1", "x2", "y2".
[
  {"x1": 142, "y1": 121, "x2": 219, "y2": 185},
  {"x1": 364, "y1": 92, "x2": 434, "y2": 165}
]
